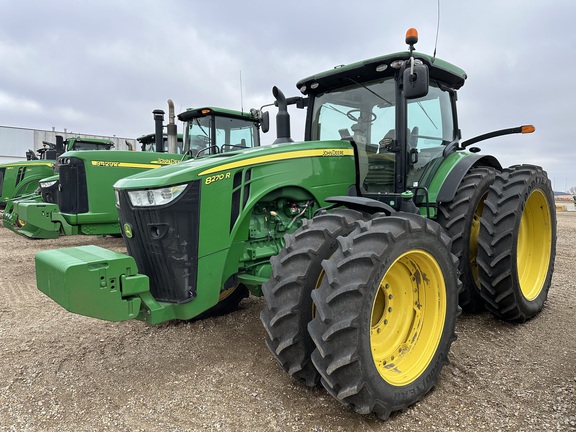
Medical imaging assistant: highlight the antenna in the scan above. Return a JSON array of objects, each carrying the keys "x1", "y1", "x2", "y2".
[
  {"x1": 433, "y1": 0, "x2": 440, "y2": 60},
  {"x1": 239, "y1": 70, "x2": 244, "y2": 114}
]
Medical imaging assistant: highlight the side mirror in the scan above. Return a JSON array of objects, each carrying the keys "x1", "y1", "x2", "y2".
[
  {"x1": 403, "y1": 63, "x2": 429, "y2": 100},
  {"x1": 261, "y1": 111, "x2": 270, "y2": 133}
]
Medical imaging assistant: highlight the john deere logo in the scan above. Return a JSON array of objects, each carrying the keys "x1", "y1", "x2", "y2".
[{"x1": 123, "y1": 223, "x2": 133, "y2": 238}]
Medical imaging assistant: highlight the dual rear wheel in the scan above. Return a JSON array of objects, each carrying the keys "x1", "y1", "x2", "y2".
[
  {"x1": 262, "y1": 211, "x2": 461, "y2": 418},
  {"x1": 477, "y1": 165, "x2": 556, "y2": 322},
  {"x1": 260, "y1": 164, "x2": 556, "y2": 419},
  {"x1": 438, "y1": 164, "x2": 556, "y2": 322}
]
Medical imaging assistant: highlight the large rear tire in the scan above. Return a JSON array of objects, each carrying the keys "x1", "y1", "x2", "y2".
[
  {"x1": 437, "y1": 167, "x2": 496, "y2": 312},
  {"x1": 477, "y1": 165, "x2": 556, "y2": 322},
  {"x1": 308, "y1": 214, "x2": 461, "y2": 419},
  {"x1": 260, "y1": 209, "x2": 366, "y2": 386}
]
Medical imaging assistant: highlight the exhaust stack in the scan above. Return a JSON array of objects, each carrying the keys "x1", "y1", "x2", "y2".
[
  {"x1": 272, "y1": 86, "x2": 293, "y2": 144},
  {"x1": 167, "y1": 99, "x2": 178, "y2": 154},
  {"x1": 55, "y1": 135, "x2": 64, "y2": 154},
  {"x1": 153, "y1": 109, "x2": 165, "y2": 152}
]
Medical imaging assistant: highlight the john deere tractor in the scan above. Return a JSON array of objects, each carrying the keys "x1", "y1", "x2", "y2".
[
  {"x1": 4, "y1": 106, "x2": 262, "y2": 238},
  {"x1": 0, "y1": 136, "x2": 115, "y2": 207},
  {"x1": 32, "y1": 132, "x2": 185, "y2": 207},
  {"x1": 35, "y1": 30, "x2": 556, "y2": 419}
]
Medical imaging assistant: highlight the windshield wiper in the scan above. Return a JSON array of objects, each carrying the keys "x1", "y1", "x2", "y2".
[
  {"x1": 345, "y1": 77, "x2": 394, "y2": 106},
  {"x1": 194, "y1": 118, "x2": 210, "y2": 138},
  {"x1": 415, "y1": 101, "x2": 438, "y2": 130}
]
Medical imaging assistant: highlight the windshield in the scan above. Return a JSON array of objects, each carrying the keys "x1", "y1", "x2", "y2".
[
  {"x1": 310, "y1": 78, "x2": 396, "y2": 146},
  {"x1": 310, "y1": 78, "x2": 455, "y2": 193},
  {"x1": 311, "y1": 78, "x2": 397, "y2": 193},
  {"x1": 72, "y1": 141, "x2": 113, "y2": 151},
  {"x1": 184, "y1": 115, "x2": 260, "y2": 157}
]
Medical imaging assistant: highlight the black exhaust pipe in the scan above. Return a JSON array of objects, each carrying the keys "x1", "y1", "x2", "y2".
[
  {"x1": 55, "y1": 135, "x2": 65, "y2": 156},
  {"x1": 272, "y1": 86, "x2": 293, "y2": 144},
  {"x1": 153, "y1": 109, "x2": 165, "y2": 152},
  {"x1": 55, "y1": 135, "x2": 64, "y2": 151}
]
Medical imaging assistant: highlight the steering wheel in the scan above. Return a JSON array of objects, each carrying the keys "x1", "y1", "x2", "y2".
[
  {"x1": 192, "y1": 135, "x2": 210, "y2": 145},
  {"x1": 346, "y1": 109, "x2": 377, "y2": 122}
]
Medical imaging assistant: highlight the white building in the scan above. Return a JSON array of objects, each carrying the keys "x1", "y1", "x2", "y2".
[{"x1": 0, "y1": 125, "x2": 137, "y2": 163}]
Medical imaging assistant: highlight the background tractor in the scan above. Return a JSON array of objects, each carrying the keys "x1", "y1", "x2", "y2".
[
  {"x1": 4, "y1": 106, "x2": 262, "y2": 238},
  {"x1": 33, "y1": 132, "x2": 185, "y2": 207},
  {"x1": 34, "y1": 29, "x2": 556, "y2": 419},
  {"x1": 0, "y1": 135, "x2": 114, "y2": 207}
]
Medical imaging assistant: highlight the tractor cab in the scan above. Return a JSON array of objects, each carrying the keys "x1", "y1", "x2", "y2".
[
  {"x1": 297, "y1": 29, "x2": 466, "y2": 211},
  {"x1": 137, "y1": 133, "x2": 184, "y2": 153},
  {"x1": 179, "y1": 107, "x2": 262, "y2": 158}
]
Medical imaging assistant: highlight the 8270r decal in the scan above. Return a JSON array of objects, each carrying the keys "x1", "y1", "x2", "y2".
[{"x1": 205, "y1": 172, "x2": 231, "y2": 185}]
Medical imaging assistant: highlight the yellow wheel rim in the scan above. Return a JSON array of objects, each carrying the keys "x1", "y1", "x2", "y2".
[
  {"x1": 370, "y1": 250, "x2": 446, "y2": 386},
  {"x1": 218, "y1": 286, "x2": 237, "y2": 302},
  {"x1": 517, "y1": 190, "x2": 552, "y2": 301},
  {"x1": 470, "y1": 194, "x2": 487, "y2": 287}
]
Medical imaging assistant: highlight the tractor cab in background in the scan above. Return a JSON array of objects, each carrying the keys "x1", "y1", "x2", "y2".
[{"x1": 179, "y1": 107, "x2": 262, "y2": 157}]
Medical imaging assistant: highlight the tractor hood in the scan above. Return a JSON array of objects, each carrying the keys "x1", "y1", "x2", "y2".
[
  {"x1": 58, "y1": 149, "x2": 181, "y2": 167},
  {"x1": 113, "y1": 140, "x2": 355, "y2": 190},
  {"x1": 0, "y1": 160, "x2": 55, "y2": 169}
]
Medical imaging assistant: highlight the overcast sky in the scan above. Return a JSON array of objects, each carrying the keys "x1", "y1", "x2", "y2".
[{"x1": 1, "y1": 0, "x2": 574, "y2": 191}]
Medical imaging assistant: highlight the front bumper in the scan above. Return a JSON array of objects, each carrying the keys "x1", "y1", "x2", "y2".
[{"x1": 3, "y1": 201, "x2": 75, "y2": 239}]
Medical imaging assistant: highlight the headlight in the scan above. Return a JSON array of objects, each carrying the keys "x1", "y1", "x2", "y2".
[
  {"x1": 114, "y1": 190, "x2": 120, "y2": 207},
  {"x1": 127, "y1": 184, "x2": 187, "y2": 207},
  {"x1": 40, "y1": 180, "x2": 58, "y2": 188}
]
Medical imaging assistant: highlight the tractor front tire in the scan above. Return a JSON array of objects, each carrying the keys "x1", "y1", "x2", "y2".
[
  {"x1": 308, "y1": 214, "x2": 461, "y2": 419},
  {"x1": 195, "y1": 284, "x2": 249, "y2": 320},
  {"x1": 437, "y1": 167, "x2": 496, "y2": 313},
  {"x1": 261, "y1": 209, "x2": 366, "y2": 387},
  {"x1": 477, "y1": 165, "x2": 556, "y2": 322}
]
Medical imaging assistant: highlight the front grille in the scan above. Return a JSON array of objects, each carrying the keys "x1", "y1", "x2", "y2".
[
  {"x1": 117, "y1": 181, "x2": 201, "y2": 303},
  {"x1": 59, "y1": 158, "x2": 88, "y2": 213}
]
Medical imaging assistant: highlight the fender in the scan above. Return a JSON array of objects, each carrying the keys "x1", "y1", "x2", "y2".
[
  {"x1": 436, "y1": 154, "x2": 501, "y2": 203},
  {"x1": 324, "y1": 196, "x2": 395, "y2": 215}
]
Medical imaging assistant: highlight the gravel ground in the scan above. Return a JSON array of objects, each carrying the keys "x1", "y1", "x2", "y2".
[{"x1": 0, "y1": 213, "x2": 574, "y2": 432}]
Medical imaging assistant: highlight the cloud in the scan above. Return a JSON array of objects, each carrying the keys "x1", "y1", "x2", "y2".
[
  {"x1": 0, "y1": 90, "x2": 43, "y2": 114},
  {"x1": 0, "y1": 0, "x2": 574, "y2": 189}
]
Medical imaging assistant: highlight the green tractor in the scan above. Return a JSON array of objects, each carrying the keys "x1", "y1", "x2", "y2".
[
  {"x1": 4, "y1": 106, "x2": 262, "y2": 238},
  {"x1": 0, "y1": 135, "x2": 115, "y2": 207},
  {"x1": 33, "y1": 132, "x2": 184, "y2": 207},
  {"x1": 35, "y1": 29, "x2": 556, "y2": 419}
]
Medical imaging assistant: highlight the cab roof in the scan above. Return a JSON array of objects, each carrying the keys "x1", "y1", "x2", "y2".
[
  {"x1": 296, "y1": 51, "x2": 467, "y2": 95},
  {"x1": 177, "y1": 107, "x2": 260, "y2": 122}
]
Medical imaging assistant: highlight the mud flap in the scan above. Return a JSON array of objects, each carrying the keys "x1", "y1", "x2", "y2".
[{"x1": 35, "y1": 245, "x2": 150, "y2": 322}]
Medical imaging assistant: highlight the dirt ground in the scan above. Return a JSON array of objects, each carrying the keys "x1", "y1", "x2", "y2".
[{"x1": 0, "y1": 213, "x2": 574, "y2": 432}]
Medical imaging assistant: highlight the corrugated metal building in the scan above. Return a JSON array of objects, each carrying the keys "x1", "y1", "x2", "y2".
[{"x1": 0, "y1": 125, "x2": 137, "y2": 163}]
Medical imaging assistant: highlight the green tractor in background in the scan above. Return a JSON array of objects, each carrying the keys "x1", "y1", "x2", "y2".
[
  {"x1": 4, "y1": 106, "x2": 263, "y2": 238},
  {"x1": 32, "y1": 131, "x2": 185, "y2": 207},
  {"x1": 35, "y1": 29, "x2": 556, "y2": 419},
  {"x1": 0, "y1": 136, "x2": 115, "y2": 207}
]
